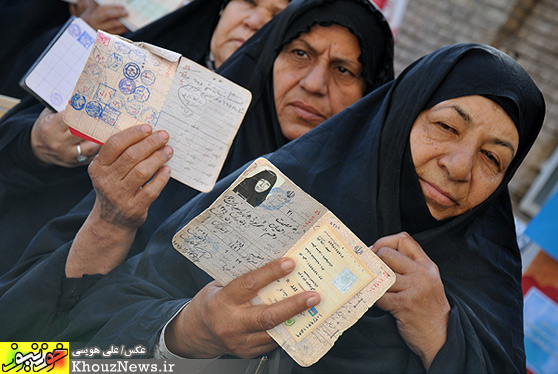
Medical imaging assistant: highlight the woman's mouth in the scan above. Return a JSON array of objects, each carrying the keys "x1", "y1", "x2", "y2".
[
  {"x1": 419, "y1": 178, "x2": 457, "y2": 207},
  {"x1": 289, "y1": 101, "x2": 325, "y2": 122}
]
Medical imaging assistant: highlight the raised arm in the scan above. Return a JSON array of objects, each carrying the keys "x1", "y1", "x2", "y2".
[{"x1": 65, "y1": 125, "x2": 172, "y2": 277}]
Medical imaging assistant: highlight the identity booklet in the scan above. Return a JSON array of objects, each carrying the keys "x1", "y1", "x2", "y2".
[
  {"x1": 63, "y1": 30, "x2": 252, "y2": 193},
  {"x1": 172, "y1": 158, "x2": 395, "y2": 367}
]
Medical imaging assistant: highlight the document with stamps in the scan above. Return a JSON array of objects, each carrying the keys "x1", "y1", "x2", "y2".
[
  {"x1": 64, "y1": 30, "x2": 252, "y2": 193},
  {"x1": 172, "y1": 158, "x2": 395, "y2": 367},
  {"x1": 20, "y1": 17, "x2": 96, "y2": 113},
  {"x1": 96, "y1": 0, "x2": 185, "y2": 31}
]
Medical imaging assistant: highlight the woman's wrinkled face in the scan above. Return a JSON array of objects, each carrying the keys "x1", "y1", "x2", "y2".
[
  {"x1": 254, "y1": 178, "x2": 272, "y2": 193},
  {"x1": 210, "y1": 0, "x2": 289, "y2": 69},
  {"x1": 273, "y1": 24, "x2": 366, "y2": 141},
  {"x1": 410, "y1": 95, "x2": 519, "y2": 220}
]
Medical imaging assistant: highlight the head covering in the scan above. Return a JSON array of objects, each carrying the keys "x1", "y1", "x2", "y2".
[
  {"x1": 278, "y1": 0, "x2": 392, "y2": 91},
  {"x1": 233, "y1": 169, "x2": 277, "y2": 207},
  {"x1": 44, "y1": 43, "x2": 544, "y2": 373},
  {"x1": 0, "y1": 0, "x2": 71, "y2": 98},
  {"x1": 0, "y1": 0, "x2": 228, "y2": 276},
  {"x1": 0, "y1": 0, "x2": 395, "y2": 334},
  {"x1": 219, "y1": 0, "x2": 394, "y2": 172}
]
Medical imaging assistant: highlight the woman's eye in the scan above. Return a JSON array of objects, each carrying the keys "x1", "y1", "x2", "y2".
[
  {"x1": 293, "y1": 49, "x2": 307, "y2": 57},
  {"x1": 437, "y1": 122, "x2": 457, "y2": 134},
  {"x1": 336, "y1": 66, "x2": 354, "y2": 76},
  {"x1": 483, "y1": 151, "x2": 501, "y2": 169},
  {"x1": 243, "y1": 0, "x2": 256, "y2": 5}
]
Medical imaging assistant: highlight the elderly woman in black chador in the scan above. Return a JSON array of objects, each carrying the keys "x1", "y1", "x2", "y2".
[
  {"x1": 24, "y1": 43, "x2": 542, "y2": 373},
  {"x1": 0, "y1": 0, "x2": 293, "y2": 274},
  {"x1": 0, "y1": 0, "x2": 395, "y2": 343}
]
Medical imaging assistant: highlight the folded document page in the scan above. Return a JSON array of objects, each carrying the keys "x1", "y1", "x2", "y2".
[
  {"x1": 172, "y1": 158, "x2": 395, "y2": 366},
  {"x1": 64, "y1": 30, "x2": 251, "y2": 192}
]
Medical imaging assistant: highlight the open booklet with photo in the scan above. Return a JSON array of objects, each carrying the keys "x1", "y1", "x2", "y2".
[
  {"x1": 63, "y1": 30, "x2": 252, "y2": 193},
  {"x1": 172, "y1": 158, "x2": 396, "y2": 367}
]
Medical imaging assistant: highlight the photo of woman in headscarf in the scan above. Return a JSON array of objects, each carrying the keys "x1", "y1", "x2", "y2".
[{"x1": 233, "y1": 169, "x2": 277, "y2": 207}]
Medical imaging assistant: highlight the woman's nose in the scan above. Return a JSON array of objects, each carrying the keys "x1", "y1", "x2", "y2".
[
  {"x1": 299, "y1": 63, "x2": 328, "y2": 96},
  {"x1": 244, "y1": 8, "x2": 271, "y2": 31},
  {"x1": 438, "y1": 146, "x2": 474, "y2": 182}
]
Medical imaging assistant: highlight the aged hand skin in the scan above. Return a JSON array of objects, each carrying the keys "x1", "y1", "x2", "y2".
[
  {"x1": 65, "y1": 124, "x2": 172, "y2": 277},
  {"x1": 70, "y1": 0, "x2": 129, "y2": 35},
  {"x1": 166, "y1": 257, "x2": 321, "y2": 359},
  {"x1": 371, "y1": 232, "x2": 450, "y2": 370},
  {"x1": 30, "y1": 108, "x2": 101, "y2": 167}
]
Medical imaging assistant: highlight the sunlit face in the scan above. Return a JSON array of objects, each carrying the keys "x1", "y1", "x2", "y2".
[
  {"x1": 255, "y1": 178, "x2": 272, "y2": 193},
  {"x1": 273, "y1": 24, "x2": 366, "y2": 141},
  {"x1": 210, "y1": 0, "x2": 289, "y2": 69},
  {"x1": 410, "y1": 95, "x2": 519, "y2": 220}
]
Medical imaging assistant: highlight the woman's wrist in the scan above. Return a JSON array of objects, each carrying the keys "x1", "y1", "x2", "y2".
[{"x1": 65, "y1": 209, "x2": 137, "y2": 277}]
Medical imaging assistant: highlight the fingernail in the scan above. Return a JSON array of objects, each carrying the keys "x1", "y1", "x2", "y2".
[
  {"x1": 142, "y1": 124, "x2": 152, "y2": 133},
  {"x1": 281, "y1": 258, "x2": 294, "y2": 272},
  {"x1": 157, "y1": 130, "x2": 169, "y2": 141},
  {"x1": 306, "y1": 295, "x2": 320, "y2": 307},
  {"x1": 163, "y1": 145, "x2": 173, "y2": 156}
]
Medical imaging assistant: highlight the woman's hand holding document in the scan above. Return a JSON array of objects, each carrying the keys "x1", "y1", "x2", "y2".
[
  {"x1": 172, "y1": 158, "x2": 396, "y2": 366},
  {"x1": 63, "y1": 30, "x2": 252, "y2": 192}
]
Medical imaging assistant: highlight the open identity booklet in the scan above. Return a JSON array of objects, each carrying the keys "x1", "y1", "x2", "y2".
[
  {"x1": 61, "y1": 30, "x2": 252, "y2": 192},
  {"x1": 21, "y1": 21, "x2": 251, "y2": 192},
  {"x1": 173, "y1": 158, "x2": 395, "y2": 367}
]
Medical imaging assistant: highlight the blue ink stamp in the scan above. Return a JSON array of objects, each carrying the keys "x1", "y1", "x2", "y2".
[
  {"x1": 140, "y1": 70, "x2": 156, "y2": 86},
  {"x1": 308, "y1": 307, "x2": 318, "y2": 317},
  {"x1": 70, "y1": 93, "x2": 86, "y2": 111},
  {"x1": 140, "y1": 107, "x2": 159, "y2": 126},
  {"x1": 118, "y1": 78, "x2": 136, "y2": 95},
  {"x1": 109, "y1": 94, "x2": 125, "y2": 111},
  {"x1": 78, "y1": 31, "x2": 94, "y2": 49},
  {"x1": 85, "y1": 101, "x2": 103, "y2": 118},
  {"x1": 100, "y1": 105, "x2": 121, "y2": 126},
  {"x1": 68, "y1": 24, "x2": 81, "y2": 38},
  {"x1": 83, "y1": 63, "x2": 103, "y2": 79},
  {"x1": 95, "y1": 83, "x2": 116, "y2": 104},
  {"x1": 123, "y1": 62, "x2": 141, "y2": 80},
  {"x1": 92, "y1": 46, "x2": 107, "y2": 63},
  {"x1": 129, "y1": 48, "x2": 146, "y2": 63},
  {"x1": 333, "y1": 268, "x2": 357, "y2": 293},
  {"x1": 50, "y1": 92, "x2": 63, "y2": 107},
  {"x1": 107, "y1": 53, "x2": 123, "y2": 71},
  {"x1": 125, "y1": 100, "x2": 143, "y2": 117},
  {"x1": 114, "y1": 41, "x2": 131, "y2": 55},
  {"x1": 133, "y1": 85, "x2": 150, "y2": 102},
  {"x1": 259, "y1": 188, "x2": 293, "y2": 211},
  {"x1": 77, "y1": 78, "x2": 95, "y2": 96}
]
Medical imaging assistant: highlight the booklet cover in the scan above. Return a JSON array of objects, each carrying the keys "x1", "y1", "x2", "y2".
[
  {"x1": 20, "y1": 17, "x2": 96, "y2": 113},
  {"x1": 172, "y1": 158, "x2": 395, "y2": 367},
  {"x1": 63, "y1": 30, "x2": 252, "y2": 193}
]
